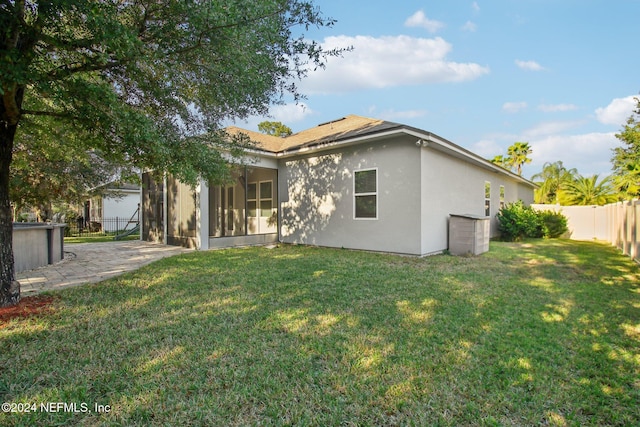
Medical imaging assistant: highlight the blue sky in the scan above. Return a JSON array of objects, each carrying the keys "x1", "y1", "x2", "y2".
[{"x1": 233, "y1": 0, "x2": 640, "y2": 180}]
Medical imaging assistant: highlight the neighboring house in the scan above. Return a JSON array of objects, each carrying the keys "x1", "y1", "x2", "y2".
[
  {"x1": 141, "y1": 115, "x2": 536, "y2": 255},
  {"x1": 85, "y1": 183, "x2": 141, "y2": 232}
]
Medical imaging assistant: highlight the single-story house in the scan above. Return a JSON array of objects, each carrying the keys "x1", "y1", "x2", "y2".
[{"x1": 141, "y1": 115, "x2": 536, "y2": 256}]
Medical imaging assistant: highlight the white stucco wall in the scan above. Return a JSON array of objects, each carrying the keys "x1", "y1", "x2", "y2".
[
  {"x1": 419, "y1": 148, "x2": 533, "y2": 254},
  {"x1": 278, "y1": 136, "x2": 535, "y2": 256},
  {"x1": 279, "y1": 138, "x2": 422, "y2": 255}
]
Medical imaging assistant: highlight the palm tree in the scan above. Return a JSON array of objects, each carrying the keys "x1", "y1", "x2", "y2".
[
  {"x1": 490, "y1": 155, "x2": 509, "y2": 169},
  {"x1": 531, "y1": 161, "x2": 577, "y2": 204},
  {"x1": 612, "y1": 162, "x2": 640, "y2": 200},
  {"x1": 563, "y1": 174, "x2": 618, "y2": 206},
  {"x1": 506, "y1": 142, "x2": 533, "y2": 175}
]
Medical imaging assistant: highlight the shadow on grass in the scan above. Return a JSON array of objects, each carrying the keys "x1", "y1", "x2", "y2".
[{"x1": 0, "y1": 242, "x2": 638, "y2": 426}]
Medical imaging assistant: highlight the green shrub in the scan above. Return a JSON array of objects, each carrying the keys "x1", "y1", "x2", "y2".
[
  {"x1": 496, "y1": 202, "x2": 569, "y2": 241},
  {"x1": 496, "y1": 201, "x2": 542, "y2": 241},
  {"x1": 538, "y1": 210, "x2": 568, "y2": 238}
]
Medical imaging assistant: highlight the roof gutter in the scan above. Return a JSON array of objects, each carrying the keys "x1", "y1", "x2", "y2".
[{"x1": 401, "y1": 128, "x2": 536, "y2": 187}]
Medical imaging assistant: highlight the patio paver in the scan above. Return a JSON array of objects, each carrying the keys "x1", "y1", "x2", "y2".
[{"x1": 17, "y1": 241, "x2": 191, "y2": 295}]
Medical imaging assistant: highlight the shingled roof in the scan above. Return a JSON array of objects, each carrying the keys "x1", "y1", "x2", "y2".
[
  {"x1": 227, "y1": 115, "x2": 401, "y2": 154},
  {"x1": 227, "y1": 114, "x2": 537, "y2": 187}
]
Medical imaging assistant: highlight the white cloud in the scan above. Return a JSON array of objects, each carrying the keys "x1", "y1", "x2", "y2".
[
  {"x1": 474, "y1": 130, "x2": 617, "y2": 177},
  {"x1": 475, "y1": 118, "x2": 618, "y2": 177},
  {"x1": 515, "y1": 59, "x2": 545, "y2": 71},
  {"x1": 300, "y1": 35, "x2": 490, "y2": 94},
  {"x1": 529, "y1": 132, "x2": 618, "y2": 175},
  {"x1": 471, "y1": 139, "x2": 503, "y2": 159},
  {"x1": 502, "y1": 101, "x2": 527, "y2": 113},
  {"x1": 404, "y1": 10, "x2": 445, "y2": 33},
  {"x1": 226, "y1": 103, "x2": 314, "y2": 131},
  {"x1": 521, "y1": 120, "x2": 584, "y2": 139},
  {"x1": 538, "y1": 103, "x2": 578, "y2": 112},
  {"x1": 462, "y1": 21, "x2": 477, "y2": 32},
  {"x1": 472, "y1": 2, "x2": 480, "y2": 13},
  {"x1": 270, "y1": 103, "x2": 314, "y2": 123},
  {"x1": 595, "y1": 95, "x2": 638, "y2": 126}
]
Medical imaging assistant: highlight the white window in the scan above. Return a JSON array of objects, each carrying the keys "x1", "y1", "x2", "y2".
[
  {"x1": 484, "y1": 181, "x2": 491, "y2": 216},
  {"x1": 259, "y1": 181, "x2": 273, "y2": 218},
  {"x1": 499, "y1": 185, "x2": 505, "y2": 210},
  {"x1": 354, "y1": 169, "x2": 378, "y2": 219},
  {"x1": 247, "y1": 181, "x2": 273, "y2": 218},
  {"x1": 247, "y1": 180, "x2": 275, "y2": 234},
  {"x1": 247, "y1": 183, "x2": 257, "y2": 217}
]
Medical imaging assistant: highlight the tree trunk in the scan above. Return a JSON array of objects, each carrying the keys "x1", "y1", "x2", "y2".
[{"x1": 0, "y1": 123, "x2": 19, "y2": 307}]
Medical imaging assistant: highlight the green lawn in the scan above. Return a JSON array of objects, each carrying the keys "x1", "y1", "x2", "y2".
[
  {"x1": 1, "y1": 240, "x2": 638, "y2": 426},
  {"x1": 64, "y1": 234, "x2": 140, "y2": 244}
]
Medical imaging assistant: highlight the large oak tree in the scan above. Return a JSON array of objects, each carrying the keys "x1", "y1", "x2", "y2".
[
  {"x1": 10, "y1": 116, "x2": 138, "y2": 219},
  {"x1": 0, "y1": 0, "x2": 343, "y2": 307}
]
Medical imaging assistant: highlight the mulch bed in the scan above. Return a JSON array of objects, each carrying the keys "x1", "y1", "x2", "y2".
[{"x1": 0, "y1": 295, "x2": 59, "y2": 326}]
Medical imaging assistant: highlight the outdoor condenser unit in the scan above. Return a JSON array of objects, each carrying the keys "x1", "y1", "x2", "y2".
[{"x1": 448, "y1": 214, "x2": 490, "y2": 256}]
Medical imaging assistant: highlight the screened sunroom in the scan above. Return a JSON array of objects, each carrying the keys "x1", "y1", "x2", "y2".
[
  {"x1": 206, "y1": 166, "x2": 278, "y2": 248},
  {"x1": 141, "y1": 164, "x2": 279, "y2": 250}
]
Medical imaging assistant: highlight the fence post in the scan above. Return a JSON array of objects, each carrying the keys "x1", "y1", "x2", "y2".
[
  {"x1": 610, "y1": 203, "x2": 615, "y2": 247},
  {"x1": 632, "y1": 201, "x2": 635, "y2": 258},
  {"x1": 618, "y1": 202, "x2": 624, "y2": 251},
  {"x1": 607, "y1": 203, "x2": 613, "y2": 245},
  {"x1": 624, "y1": 202, "x2": 628, "y2": 256}
]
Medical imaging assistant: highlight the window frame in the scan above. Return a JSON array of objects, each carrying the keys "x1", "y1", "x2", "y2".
[
  {"x1": 484, "y1": 181, "x2": 491, "y2": 217},
  {"x1": 353, "y1": 168, "x2": 378, "y2": 220}
]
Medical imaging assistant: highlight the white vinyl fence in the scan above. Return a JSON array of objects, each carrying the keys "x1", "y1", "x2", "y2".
[{"x1": 532, "y1": 201, "x2": 640, "y2": 263}]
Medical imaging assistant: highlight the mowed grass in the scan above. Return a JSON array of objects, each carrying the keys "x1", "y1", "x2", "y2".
[
  {"x1": 64, "y1": 234, "x2": 140, "y2": 244},
  {"x1": 0, "y1": 240, "x2": 638, "y2": 426}
]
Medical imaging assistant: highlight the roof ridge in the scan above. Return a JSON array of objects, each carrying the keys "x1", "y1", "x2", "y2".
[{"x1": 225, "y1": 115, "x2": 392, "y2": 153}]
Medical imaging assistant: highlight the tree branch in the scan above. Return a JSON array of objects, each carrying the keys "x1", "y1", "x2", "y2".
[
  {"x1": 20, "y1": 109, "x2": 71, "y2": 119},
  {"x1": 45, "y1": 59, "x2": 125, "y2": 81}
]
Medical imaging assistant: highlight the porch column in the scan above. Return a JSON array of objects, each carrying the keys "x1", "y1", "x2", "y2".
[
  {"x1": 196, "y1": 178, "x2": 210, "y2": 250},
  {"x1": 139, "y1": 173, "x2": 143, "y2": 241},
  {"x1": 163, "y1": 174, "x2": 168, "y2": 245}
]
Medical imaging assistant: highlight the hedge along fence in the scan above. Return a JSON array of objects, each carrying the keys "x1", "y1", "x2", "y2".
[{"x1": 532, "y1": 201, "x2": 640, "y2": 263}]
